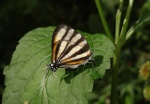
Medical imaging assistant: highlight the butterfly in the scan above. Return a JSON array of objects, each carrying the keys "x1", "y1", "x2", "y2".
[{"x1": 47, "y1": 24, "x2": 92, "y2": 72}]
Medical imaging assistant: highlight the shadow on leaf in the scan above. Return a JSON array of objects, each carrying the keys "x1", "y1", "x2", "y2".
[{"x1": 60, "y1": 55, "x2": 103, "y2": 83}]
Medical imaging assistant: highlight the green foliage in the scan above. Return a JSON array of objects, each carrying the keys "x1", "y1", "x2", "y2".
[
  {"x1": 1, "y1": 0, "x2": 150, "y2": 103},
  {"x1": 2, "y1": 26, "x2": 114, "y2": 104},
  {"x1": 95, "y1": 0, "x2": 150, "y2": 104},
  {"x1": 126, "y1": 12, "x2": 150, "y2": 40}
]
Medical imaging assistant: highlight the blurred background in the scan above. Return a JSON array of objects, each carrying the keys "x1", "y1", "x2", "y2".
[{"x1": 0, "y1": 0, "x2": 150, "y2": 103}]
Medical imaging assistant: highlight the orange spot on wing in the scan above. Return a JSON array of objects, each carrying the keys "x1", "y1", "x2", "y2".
[
  {"x1": 67, "y1": 60, "x2": 84, "y2": 65},
  {"x1": 52, "y1": 42, "x2": 58, "y2": 61},
  {"x1": 61, "y1": 58, "x2": 72, "y2": 63},
  {"x1": 54, "y1": 36, "x2": 57, "y2": 43},
  {"x1": 62, "y1": 59, "x2": 84, "y2": 65}
]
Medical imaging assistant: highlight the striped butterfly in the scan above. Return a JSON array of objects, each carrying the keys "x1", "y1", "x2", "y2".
[{"x1": 48, "y1": 24, "x2": 92, "y2": 72}]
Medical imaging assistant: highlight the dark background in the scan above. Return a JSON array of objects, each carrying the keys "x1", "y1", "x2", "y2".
[{"x1": 0, "y1": 0, "x2": 150, "y2": 103}]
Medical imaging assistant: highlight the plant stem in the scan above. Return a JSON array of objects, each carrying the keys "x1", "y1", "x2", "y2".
[
  {"x1": 95, "y1": 0, "x2": 134, "y2": 104},
  {"x1": 111, "y1": 0, "x2": 123, "y2": 103},
  {"x1": 111, "y1": 47, "x2": 120, "y2": 104},
  {"x1": 95, "y1": 0, "x2": 114, "y2": 42},
  {"x1": 115, "y1": 0, "x2": 123, "y2": 44},
  {"x1": 111, "y1": 0, "x2": 134, "y2": 104},
  {"x1": 119, "y1": 0, "x2": 134, "y2": 46}
]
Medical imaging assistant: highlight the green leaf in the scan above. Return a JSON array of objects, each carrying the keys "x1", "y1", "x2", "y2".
[
  {"x1": 126, "y1": 12, "x2": 150, "y2": 40},
  {"x1": 2, "y1": 26, "x2": 115, "y2": 104}
]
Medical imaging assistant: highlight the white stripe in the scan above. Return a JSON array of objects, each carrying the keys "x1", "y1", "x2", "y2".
[
  {"x1": 78, "y1": 40, "x2": 87, "y2": 47},
  {"x1": 57, "y1": 41, "x2": 67, "y2": 58},
  {"x1": 55, "y1": 28, "x2": 66, "y2": 42},
  {"x1": 64, "y1": 29, "x2": 74, "y2": 41},
  {"x1": 69, "y1": 49, "x2": 91, "y2": 60},
  {"x1": 71, "y1": 33, "x2": 81, "y2": 43}
]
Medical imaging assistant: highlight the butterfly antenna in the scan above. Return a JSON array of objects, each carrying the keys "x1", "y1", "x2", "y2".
[
  {"x1": 39, "y1": 66, "x2": 51, "y2": 95},
  {"x1": 47, "y1": 64, "x2": 58, "y2": 78},
  {"x1": 45, "y1": 65, "x2": 51, "y2": 78}
]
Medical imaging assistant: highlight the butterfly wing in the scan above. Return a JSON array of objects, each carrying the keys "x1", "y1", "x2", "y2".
[{"x1": 51, "y1": 24, "x2": 92, "y2": 70}]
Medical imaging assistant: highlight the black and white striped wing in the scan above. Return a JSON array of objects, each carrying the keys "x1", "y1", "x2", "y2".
[{"x1": 49, "y1": 24, "x2": 92, "y2": 72}]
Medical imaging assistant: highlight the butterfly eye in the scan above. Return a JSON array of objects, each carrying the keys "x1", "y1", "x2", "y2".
[{"x1": 48, "y1": 24, "x2": 92, "y2": 72}]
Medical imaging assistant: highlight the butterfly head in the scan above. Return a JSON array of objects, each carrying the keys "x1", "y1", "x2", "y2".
[{"x1": 48, "y1": 62, "x2": 59, "y2": 72}]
